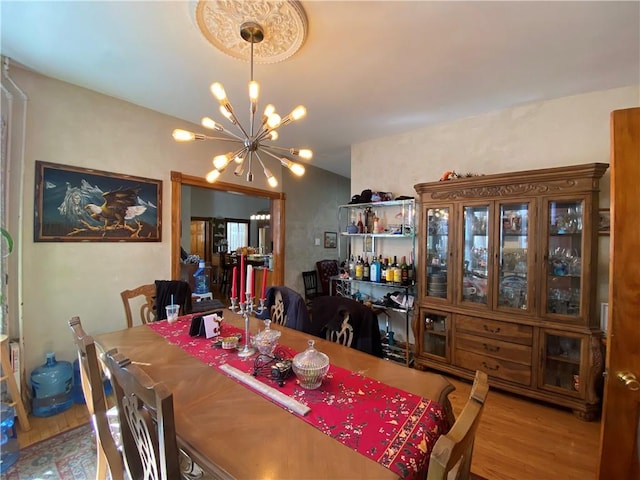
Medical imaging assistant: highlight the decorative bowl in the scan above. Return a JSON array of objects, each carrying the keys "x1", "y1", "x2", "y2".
[
  {"x1": 221, "y1": 336, "x2": 239, "y2": 350},
  {"x1": 292, "y1": 340, "x2": 329, "y2": 390},
  {"x1": 252, "y1": 320, "x2": 281, "y2": 355}
]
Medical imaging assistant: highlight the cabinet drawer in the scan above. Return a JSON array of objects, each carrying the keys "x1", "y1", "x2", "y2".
[
  {"x1": 456, "y1": 332, "x2": 532, "y2": 366},
  {"x1": 454, "y1": 349, "x2": 531, "y2": 386},
  {"x1": 455, "y1": 315, "x2": 533, "y2": 346}
]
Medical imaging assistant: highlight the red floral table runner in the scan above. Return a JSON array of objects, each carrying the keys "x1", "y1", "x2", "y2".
[{"x1": 148, "y1": 316, "x2": 448, "y2": 479}]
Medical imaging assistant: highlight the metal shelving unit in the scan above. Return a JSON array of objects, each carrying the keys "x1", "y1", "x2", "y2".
[{"x1": 334, "y1": 199, "x2": 416, "y2": 366}]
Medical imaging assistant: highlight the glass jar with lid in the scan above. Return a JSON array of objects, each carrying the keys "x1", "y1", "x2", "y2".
[
  {"x1": 252, "y1": 320, "x2": 281, "y2": 355},
  {"x1": 292, "y1": 340, "x2": 329, "y2": 390}
]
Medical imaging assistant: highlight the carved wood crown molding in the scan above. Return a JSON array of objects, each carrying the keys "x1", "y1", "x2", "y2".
[
  {"x1": 415, "y1": 163, "x2": 609, "y2": 201},
  {"x1": 195, "y1": 0, "x2": 308, "y2": 64},
  {"x1": 430, "y1": 181, "x2": 577, "y2": 200}
]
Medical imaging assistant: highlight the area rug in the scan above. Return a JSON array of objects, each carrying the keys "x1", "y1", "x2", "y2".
[{"x1": 2, "y1": 423, "x2": 97, "y2": 480}]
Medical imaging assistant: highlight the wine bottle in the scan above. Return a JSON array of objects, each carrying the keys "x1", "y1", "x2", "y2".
[{"x1": 401, "y1": 256, "x2": 409, "y2": 286}]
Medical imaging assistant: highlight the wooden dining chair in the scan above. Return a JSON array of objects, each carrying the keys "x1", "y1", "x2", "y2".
[
  {"x1": 270, "y1": 289, "x2": 287, "y2": 326},
  {"x1": 426, "y1": 370, "x2": 489, "y2": 480},
  {"x1": 102, "y1": 348, "x2": 180, "y2": 479},
  {"x1": 301, "y1": 270, "x2": 320, "y2": 307},
  {"x1": 120, "y1": 283, "x2": 156, "y2": 328},
  {"x1": 68, "y1": 317, "x2": 125, "y2": 480},
  {"x1": 102, "y1": 349, "x2": 213, "y2": 480},
  {"x1": 325, "y1": 313, "x2": 354, "y2": 347}
]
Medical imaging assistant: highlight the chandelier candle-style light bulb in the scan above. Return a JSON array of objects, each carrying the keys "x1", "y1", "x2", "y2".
[{"x1": 173, "y1": 20, "x2": 311, "y2": 188}]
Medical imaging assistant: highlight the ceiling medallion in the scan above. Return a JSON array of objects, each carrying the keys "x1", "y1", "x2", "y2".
[{"x1": 195, "y1": 0, "x2": 308, "y2": 64}]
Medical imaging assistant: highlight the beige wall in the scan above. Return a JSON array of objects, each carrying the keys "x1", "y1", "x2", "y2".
[
  {"x1": 283, "y1": 165, "x2": 350, "y2": 295},
  {"x1": 5, "y1": 66, "x2": 345, "y2": 377},
  {"x1": 351, "y1": 84, "x2": 640, "y2": 339}
]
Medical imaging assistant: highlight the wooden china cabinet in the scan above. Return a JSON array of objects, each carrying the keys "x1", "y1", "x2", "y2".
[{"x1": 413, "y1": 163, "x2": 608, "y2": 420}]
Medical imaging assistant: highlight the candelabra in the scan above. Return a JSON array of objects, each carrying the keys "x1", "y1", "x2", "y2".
[{"x1": 229, "y1": 292, "x2": 267, "y2": 358}]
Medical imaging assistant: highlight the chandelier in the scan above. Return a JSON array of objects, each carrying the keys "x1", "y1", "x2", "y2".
[{"x1": 172, "y1": 21, "x2": 312, "y2": 188}]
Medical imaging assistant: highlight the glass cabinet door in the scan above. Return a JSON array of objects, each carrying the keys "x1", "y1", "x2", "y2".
[
  {"x1": 540, "y1": 330, "x2": 583, "y2": 396},
  {"x1": 426, "y1": 207, "x2": 450, "y2": 300},
  {"x1": 545, "y1": 199, "x2": 584, "y2": 318},
  {"x1": 420, "y1": 310, "x2": 449, "y2": 361},
  {"x1": 461, "y1": 205, "x2": 489, "y2": 305},
  {"x1": 497, "y1": 202, "x2": 531, "y2": 311}
]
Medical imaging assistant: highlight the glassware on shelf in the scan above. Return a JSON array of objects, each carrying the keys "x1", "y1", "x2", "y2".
[{"x1": 549, "y1": 201, "x2": 584, "y2": 234}]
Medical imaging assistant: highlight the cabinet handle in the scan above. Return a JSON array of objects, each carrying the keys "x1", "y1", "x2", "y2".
[
  {"x1": 482, "y1": 362, "x2": 500, "y2": 371},
  {"x1": 483, "y1": 343, "x2": 500, "y2": 353},
  {"x1": 483, "y1": 325, "x2": 501, "y2": 334}
]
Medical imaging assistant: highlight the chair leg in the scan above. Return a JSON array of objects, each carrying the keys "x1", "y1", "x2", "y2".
[{"x1": 95, "y1": 437, "x2": 108, "y2": 480}]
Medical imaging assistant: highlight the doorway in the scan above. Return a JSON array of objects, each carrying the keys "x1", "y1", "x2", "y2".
[
  {"x1": 190, "y1": 216, "x2": 212, "y2": 262},
  {"x1": 170, "y1": 171, "x2": 286, "y2": 286}
]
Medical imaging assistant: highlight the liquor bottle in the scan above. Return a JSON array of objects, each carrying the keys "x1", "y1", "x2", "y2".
[
  {"x1": 373, "y1": 215, "x2": 380, "y2": 234},
  {"x1": 357, "y1": 213, "x2": 364, "y2": 234},
  {"x1": 355, "y1": 256, "x2": 363, "y2": 280},
  {"x1": 386, "y1": 257, "x2": 395, "y2": 284},
  {"x1": 365, "y1": 207, "x2": 375, "y2": 234},
  {"x1": 348, "y1": 255, "x2": 355, "y2": 279},
  {"x1": 393, "y1": 256, "x2": 402, "y2": 285},
  {"x1": 363, "y1": 256, "x2": 370, "y2": 281},
  {"x1": 380, "y1": 257, "x2": 388, "y2": 284},
  {"x1": 370, "y1": 255, "x2": 379, "y2": 283},
  {"x1": 400, "y1": 256, "x2": 409, "y2": 286}
]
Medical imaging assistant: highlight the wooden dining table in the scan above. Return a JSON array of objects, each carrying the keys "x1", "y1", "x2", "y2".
[{"x1": 95, "y1": 310, "x2": 455, "y2": 479}]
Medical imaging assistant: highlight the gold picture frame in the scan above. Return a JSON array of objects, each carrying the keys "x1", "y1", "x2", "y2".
[{"x1": 34, "y1": 161, "x2": 162, "y2": 242}]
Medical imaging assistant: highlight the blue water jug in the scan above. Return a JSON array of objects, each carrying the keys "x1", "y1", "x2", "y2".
[
  {"x1": 72, "y1": 358, "x2": 113, "y2": 404},
  {"x1": 31, "y1": 352, "x2": 73, "y2": 417},
  {"x1": 193, "y1": 260, "x2": 209, "y2": 295},
  {"x1": 0, "y1": 403, "x2": 20, "y2": 472}
]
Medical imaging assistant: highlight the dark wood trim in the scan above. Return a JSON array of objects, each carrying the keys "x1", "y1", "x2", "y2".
[{"x1": 170, "y1": 171, "x2": 285, "y2": 286}]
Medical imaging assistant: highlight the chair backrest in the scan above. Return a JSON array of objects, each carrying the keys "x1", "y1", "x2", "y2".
[
  {"x1": 427, "y1": 370, "x2": 489, "y2": 480},
  {"x1": 121, "y1": 284, "x2": 156, "y2": 328},
  {"x1": 310, "y1": 295, "x2": 383, "y2": 357},
  {"x1": 315, "y1": 259, "x2": 340, "y2": 295},
  {"x1": 68, "y1": 316, "x2": 124, "y2": 480},
  {"x1": 154, "y1": 280, "x2": 192, "y2": 320},
  {"x1": 325, "y1": 313, "x2": 354, "y2": 347},
  {"x1": 270, "y1": 289, "x2": 287, "y2": 326},
  {"x1": 258, "y1": 286, "x2": 311, "y2": 332},
  {"x1": 102, "y1": 349, "x2": 181, "y2": 480},
  {"x1": 302, "y1": 270, "x2": 319, "y2": 301}
]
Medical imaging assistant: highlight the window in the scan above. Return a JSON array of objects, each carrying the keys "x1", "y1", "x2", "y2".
[{"x1": 226, "y1": 220, "x2": 249, "y2": 252}]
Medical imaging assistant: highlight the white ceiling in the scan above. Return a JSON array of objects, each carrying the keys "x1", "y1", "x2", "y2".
[{"x1": 2, "y1": 1, "x2": 638, "y2": 178}]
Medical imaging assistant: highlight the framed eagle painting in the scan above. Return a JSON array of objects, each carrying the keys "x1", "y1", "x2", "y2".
[{"x1": 34, "y1": 161, "x2": 162, "y2": 242}]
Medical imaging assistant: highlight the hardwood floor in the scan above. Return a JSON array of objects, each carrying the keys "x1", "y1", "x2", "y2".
[
  {"x1": 17, "y1": 402, "x2": 90, "y2": 448},
  {"x1": 14, "y1": 375, "x2": 600, "y2": 479}
]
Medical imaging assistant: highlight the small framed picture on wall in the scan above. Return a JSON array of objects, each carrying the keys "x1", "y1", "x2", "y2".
[{"x1": 324, "y1": 231, "x2": 337, "y2": 248}]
